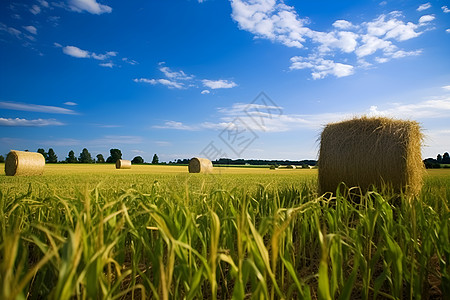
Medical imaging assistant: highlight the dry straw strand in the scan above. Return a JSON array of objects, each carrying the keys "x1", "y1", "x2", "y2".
[
  {"x1": 318, "y1": 116, "x2": 424, "y2": 196},
  {"x1": 5, "y1": 150, "x2": 46, "y2": 176},
  {"x1": 188, "y1": 157, "x2": 213, "y2": 173},
  {"x1": 116, "y1": 159, "x2": 132, "y2": 169}
]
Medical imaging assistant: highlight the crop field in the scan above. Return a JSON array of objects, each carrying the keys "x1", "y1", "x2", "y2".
[{"x1": 0, "y1": 164, "x2": 449, "y2": 299}]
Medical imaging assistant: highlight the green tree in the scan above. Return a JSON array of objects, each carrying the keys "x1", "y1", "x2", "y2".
[
  {"x1": 0, "y1": 155, "x2": 4, "y2": 163},
  {"x1": 96, "y1": 154, "x2": 105, "y2": 163},
  {"x1": 132, "y1": 156, "x2": 144, "y2": 164},
  {"x1": 47, "y1": 148, "x2": 58, "y2": 163},
  {"x1": 152, "y1": 154, "x2": 159, "y2": 164},
  {"x1": 106, "y1": 149, "x2": 122, "y2": 163},
  {"x1": 79, "y1": 148, "x2": 93, "y2": 163},
  {"x1": 37, "y1": 148, "x2": 47, "y2": 160},
  {"x1": 66, "y1": 150, "x2": 77, "y2": 163},
  {"x1": 437, "y1": 154, "x2": 443, "y2": 163},
  {"x1": 443, "y1": 152, "x2": 450, "y2": 164}
]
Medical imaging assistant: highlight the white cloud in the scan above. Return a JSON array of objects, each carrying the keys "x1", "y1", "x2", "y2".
[
  {"x1": 92, "y1": 51, "x2": 117, "y2": 60},
  {"x1": 63, "y1": 45, "x2": 90, "y2": 58},
  {"x1": 202, "y1": 79, "x2": 237, "y2": 89},
  {"x1": 133, "y1": 78, "x2": 184, "y2": 89},
  {"x1": 153, "y1": 121, "x2": 198, "y2": 130},
  {"x1": 230, "y1": 0, "x2": 311, "y2": 48},
  {"x1": 69, "y1": 0, "x2": 112, "y2": 15},
  {"x1": 447, "y1": 29, "x2": 450, "y2": 34},
  {"x1": 122, "y1": 57, "x2": 138, "y2": 65},
  {"x1": 23, "y1": 25, "x2": 37, "y2": 35},
  {"x1": 290, "y1": 56, "x2": 354, "y2": 79},
  {"x1": 99, "y1": 62, "x2": 114, "y2": 68},
  {"x1": 0, "y1": 101, "x2": 78, "y2": 114},
  {"x1": 38, "y1": 0, "x2": 49, "y2": 8},
  {"x1": 443, "y1": 6, "x2": 450, "y2": 13},
  {"x1": 64, "y1": 101, "x2": 78, "y2": 106},
  {"x1": 417, "y1": 3, "x2": 431, "y2": 12},
  {"x1": 30, "y1": 5, "x2": 41, "y2": 15},
  {"x1": 0, "y1": 118, "x2": 64, "y2": 127},
  {"x1": 159, "y1": 63, "x2": 194, "y2": 80},
  {"x1": 89, "y1": 135, "x2": 143, "y2": 146},
  {"x1": 332, "y1": 20, "x2": 356, "y2": 30},
  {"x1": 442, "y1": 85, "x2": 450, "y2": 91},
  {"x1": 230, "y1": 2, "x2": 429, "y2": 79},
  {"x1": 201, "y1": 90, "x2": 210, "y2": 94},
  {"x1": 418, "y1": 15, "x2": 435, "y2": 24}
]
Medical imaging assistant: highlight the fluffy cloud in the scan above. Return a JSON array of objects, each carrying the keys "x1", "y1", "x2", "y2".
[
  {"x1": 99, "y1": 62, "x2": 114, "y2": 68},
  {"x1": 0, "y1": 118, "x2": 64, "y2": 127},
  {"x1": 231, "y1": 1, "x2": 431, "y2": 79},
  {"x1": 202, "y1": 79, "x2": 237, "y2": 89},
  {"x1": 0, "y1": 101, "x2": 77, "y2": 114},
  {"x1": 153, "y1": 121, "x2": 198, "y2": 130},
  {"x1": 63, "y1": 45, "x2": 90, "y2": 58},
  {"x1": 417, "y1": 3, "x2": 431, "y2": 12},
  {"x1": 201, "y1": 90, "x2": 211, "y2": 94},
  {"x1": 69, "y1": 0, "x2": 112, "y2": 14},
  {"x1": 443, "y1": 6, "x2": 450, "y2": 13},
  {"x1": 418, "y1": 15, "x2": 435, "y2": 24},
  {"x1": 30, "y1": 5, "x2": 41, "y2": 15},
  {"x1": 290, "y1": 56, "x2": 354, "y2": 79},
  {"x1": 23, "y1": 25, "x2": 37, "y2": 35},
  {"x1": 447, "y1": 29, "x2": 450, "y2": 33}
]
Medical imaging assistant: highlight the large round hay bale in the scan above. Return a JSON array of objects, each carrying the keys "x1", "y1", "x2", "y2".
[
  {"x1": 116, "y1": 159, "x2": 131, "y2": 169},
  {"x1": 318, "y1": 117, "x2": 424, "y2": 195},
  {"x1": 188, "y1": 157, "x2": 213, "y2": 173},
  {"x1": 5, "y1": 150, "x2": 45, "y2": 176}
]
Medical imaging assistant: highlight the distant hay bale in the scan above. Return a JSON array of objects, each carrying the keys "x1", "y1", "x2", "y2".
[
  {"x1": 5, "y1": 150, "x2": 45, "y2": 176},
  {"x1": 318, "y1": 117, "x2": 424, "y2": 196},
  {"x1": 188, "y1": 157, "x2": 213, "y2": 173},
  {"x1": 116, "y1": 159, "x2": 131, "y2": 169},
  {"x1": 286, "y1": 165, "x2": 296, "y2": 169}
]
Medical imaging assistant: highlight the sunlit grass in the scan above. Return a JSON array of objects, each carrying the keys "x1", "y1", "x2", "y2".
[{"x1": 0, "y1": 164, "x2": 448, "y2": 299}]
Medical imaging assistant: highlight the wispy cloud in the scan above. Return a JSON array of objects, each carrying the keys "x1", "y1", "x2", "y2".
[
  {"x1": 64, "y1": 101, "x2": 78, "y2": 106},
  {"x1": 135, "y1": 63, "x2": 237, "y2": 91},
  {"x1": 153, "y1": 121, "x2": 198, "y2": 130},
  {"x1": 30, "y1": 5, "x2": 41, "y2": 15},
  {"x1": 61, "y1": 45, "x2": 117, "y2": 67},
  {"x1": 0, "y1": 101, "x2": 78, "y2": 114},
  {"x1": 23, "y1": 25, "x2": 37, "y2": 35},
  {"x1": 89, "y1": 135, "x2": 143, "y2": 145},
  {"x1": 68, "y1": 0, "x2": 112, "y2": 15},
  {"x1": 230, "y1": 1, "x2": 434, "y2": 79},
  {"x1": 417, "y1": 3, "x2": 431, "y2": 12},
  {"x1": 443, "y1": 6, "x2": 450, "y2": 13},
  {"x1": 0, "y1": 117, "x2": 65, "y2": 127}
]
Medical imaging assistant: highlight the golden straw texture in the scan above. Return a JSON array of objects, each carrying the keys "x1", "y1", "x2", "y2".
[
  {"x1": 188, "y1": 157, "x2": 213, "y2": 173},
  {"x1": 116, "y1": 159, "x2": 132, "y2": 169},
  {"x1": 318, "y1": 117, "x2": 424, "y2": 196},
  {"x1": 5, "y1": 150, "x2": 45, "y2": 176}
]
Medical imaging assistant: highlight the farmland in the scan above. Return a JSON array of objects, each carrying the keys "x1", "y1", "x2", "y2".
[{"x1": 0, "y1": 164, "x2": 449, "y2": 299}]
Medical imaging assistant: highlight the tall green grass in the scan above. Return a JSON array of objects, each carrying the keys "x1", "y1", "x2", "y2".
[{"x1": 0, "y1": 171, "x2": 448, "y2": 299}]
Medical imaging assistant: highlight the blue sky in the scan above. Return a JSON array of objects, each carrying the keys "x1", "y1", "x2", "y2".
[{"x1": 1, "y1": 0, "x2": 449, "y2": 162}]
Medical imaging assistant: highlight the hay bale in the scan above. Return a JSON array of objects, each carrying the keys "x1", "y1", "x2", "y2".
[
  {"x1": 5, "y1": 150, "x2": 45, "y2": 176},
  {"x1": 286, "y1": 165, "x2": 296, "y2": 169},
  {"x1": 116, "y1": 159, "x2": 131, "y2": 169},
  {"x1": 188, "y1": 157, "x2": 213, "y2": 173},
  {"x1": 318, "y1": 117, "x2": 424, "y2": 195}
]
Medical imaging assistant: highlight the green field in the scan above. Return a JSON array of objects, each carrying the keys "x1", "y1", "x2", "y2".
[{"x1": 1, "y1": 164, "x2": 449, "y2": 299}]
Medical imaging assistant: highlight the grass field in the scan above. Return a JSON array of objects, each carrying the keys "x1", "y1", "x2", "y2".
[{"x1": 0, "y1": 164, "x2": 449, "y2": 299}]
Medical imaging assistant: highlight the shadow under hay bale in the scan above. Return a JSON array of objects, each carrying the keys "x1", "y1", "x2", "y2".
[
  {"x1": 188, "y1": 157, "x2": 213, "y2": 173},
  {"x1": 116, "y1": 159, "x2": 132, "y2": 169},
  {"x1": 318, "y1": 117, "x2": 424, "y2": 196},
  {"x1": 5, "y1": 150, "x2": 45, "y2": 176}
]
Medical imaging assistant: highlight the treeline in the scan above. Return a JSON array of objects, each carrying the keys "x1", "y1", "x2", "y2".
[
  {"x1": 168, "y1": 157, "x2": 317, "y2": 167},
  {"x1": 0, "y1": 148, "x2": 159, "y2": 165},
  {"x1": 423, "y1": 152, "x2": 450, "y2": 168}
]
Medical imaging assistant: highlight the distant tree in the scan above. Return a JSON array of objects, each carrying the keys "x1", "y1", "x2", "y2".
[
  {"x1": 132, "y1": 156, "x2": 144, "y2": 164},
  {"x1": 106, "y1": 149, "x2": 122, "y2": 163},
  {"x1": 423, "y1": 158, "x2": 440, "y2": 169},
  {"x1": 96, "y1": 154, "x2": 105, "y2": 163},
  {"x1": 66, "y1": 150, "x2": 77, "y2": 163},
  {"x1": 443, "y1": 152, "x2": 450, "y2": 164},
  {"x1": 0, "y1": 155, "x2": 4, "y2": 163},
  {"x1": 437, "y1": 154, "x2": 443, "y2": 163},
  {"x1": 47, "y1": 148, "x2": 58, "y2": 163},
  {"x1": 152, "y1": 154, "x2": 159, "y2": 164},
  {"x1": 37, "y1": 148, "x2": 47, "y2": 160},
  {"x1": 79, "y1": 148, "x2": 93, "y2": 163}
]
